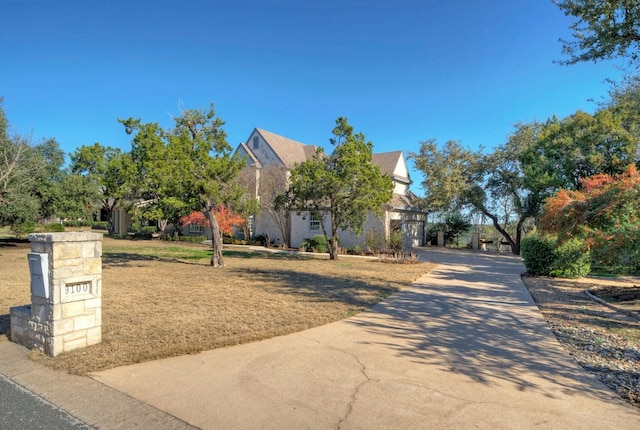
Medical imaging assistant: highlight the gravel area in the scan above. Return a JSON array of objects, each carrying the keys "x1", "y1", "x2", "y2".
[{"x1": 521, "y1": 275, "x2": 640, "y2": 409}]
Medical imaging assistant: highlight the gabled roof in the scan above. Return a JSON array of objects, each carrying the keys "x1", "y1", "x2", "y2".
[
  {"x1": 372, "y1": 151, "x2": 411, "y2": 184},
  {"x1": 390, "y1": 190, "x2": 423, "y2": 212},
  {"x1": 255, "y1": 128, "x2": 317, "y2": 168},
  {"x1": 237, "y1": 143, "x2": 262, "y2": 169}
]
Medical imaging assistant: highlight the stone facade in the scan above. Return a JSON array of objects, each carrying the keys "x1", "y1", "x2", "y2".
[{"x1": 10, "y1": 232, "x2": 102, "y2": 357}]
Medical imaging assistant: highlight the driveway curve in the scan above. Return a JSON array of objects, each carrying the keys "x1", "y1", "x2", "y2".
[{"x1": 91, "y1": 247, "x2": 640, "y2": 429}]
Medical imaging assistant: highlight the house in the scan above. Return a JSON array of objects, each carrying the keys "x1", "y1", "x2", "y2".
[{"x1": 236, "y1": 128, "x2": 427, "y2": 249}]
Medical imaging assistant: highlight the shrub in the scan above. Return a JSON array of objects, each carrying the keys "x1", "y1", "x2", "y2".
[
  {"x1": 387, "y1": 230, "x2": 405, "y2": 253},
  {"x1": 63, "y1": 220, "x2": 91, "y2": 227},
  {"x1": 300, "y1": 234, "x2": 328, "y2": 253},
  {"x1": 178, "y1": 235, "x2": 207, "y2": 243},
  {"x1": 550, "y1": 237, "x2": 591, "y2": 278},
  {"x1": 349, "y1": 244, "x2": 364, "y2": 255},
  {"x1": 253, "y1": 234, "x2": 274, "y2": 247},
  {"x1": 12, "y1": 221, "x2": 35, "y2": 237},
  {"x1": 42, "y1": 223, "x2": 65, "y2": 232},
  {"x1": 91, "y1": 221, "x2": 108, "y2": 230},
  {"x1": 521, "y1": 233, "x2": 557, "y2": 276},
  {"x1": 365, "y1": 231, "x2": 386, "y2": 254}
]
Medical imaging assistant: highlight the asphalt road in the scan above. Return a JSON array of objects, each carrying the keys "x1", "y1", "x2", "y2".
[{"x1": 0, "y1": 374, "x2": 92, "y2": 430}]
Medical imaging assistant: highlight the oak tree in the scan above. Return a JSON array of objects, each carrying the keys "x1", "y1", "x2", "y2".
[
  {"x1": 70, "y1": 143, "x2": 134, "y2": 234},
  {"x1": 277, "y1": 117, "x2": 394, "y2": 260},
  {"x1": 121, "y1": 103, "x2": 247, "y2": 267},
  {"x1": 555, "y1": 0, "x2": 640, "y2": 66}
]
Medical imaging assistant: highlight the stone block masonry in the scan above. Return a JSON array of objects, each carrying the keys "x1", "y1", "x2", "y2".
[{"x1": 10, "y1": 232, "x2": 103, "y2": 357}]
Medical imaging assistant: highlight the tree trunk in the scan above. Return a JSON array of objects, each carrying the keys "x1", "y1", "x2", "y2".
[
  {"x1": 105, "y1": 198, "x2": 118, "y2": 236},
  {"x1": 268, "y1": 208, "x2": 291, "y2": 248},
  {"x1": 204, "y1": 209, "x2": 224, "y2": 267},
  {"x1": 329, "y1": 218, "x2": 339, "y2": 261},
  {"x1": 106, "y1": 208, "x2": 115, "y2": 235},
  {"x1": 318, "y1": 211, "x2": 338, "y2": 260},
  {"x1": 513, "y1": 217, "x2": 525, "y2": 256},
  {"x1": 483, "y1": 210, "x2": 521, "y2": 256}
]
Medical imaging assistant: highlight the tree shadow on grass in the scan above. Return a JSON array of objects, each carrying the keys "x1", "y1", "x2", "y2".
[
  {"x1": 103, "y1": 252, "x2": 202, "y2": 267},
  {"x1": 103, "y1": 249, "x2": 324, "y2": 266},
  {"x1": 223, "y1": 265, "x2": 403, "y2": 309},
  {"x1": 102, "y1": 249, "x2": 403, "y2": 308},
  {"x1": 222, "y1": 249, "x2": 321, "y2": 260},
  {"x1": 0, "y1": 238, "x2": 30, "y2": 249}
]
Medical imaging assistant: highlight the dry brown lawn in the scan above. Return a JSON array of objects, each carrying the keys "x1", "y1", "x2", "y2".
[{"x1": 0, "y1": 237, "x2": 434, "y2": 375}]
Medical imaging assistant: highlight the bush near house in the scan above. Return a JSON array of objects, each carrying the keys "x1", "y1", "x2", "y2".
[{"x1": 300, "y1": 235, "x2": 329, "y2": 253}]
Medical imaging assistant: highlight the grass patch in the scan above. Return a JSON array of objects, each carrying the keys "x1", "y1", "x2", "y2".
[{"x1": 1, "y1": 237, "x2": 434, "y2": 374}]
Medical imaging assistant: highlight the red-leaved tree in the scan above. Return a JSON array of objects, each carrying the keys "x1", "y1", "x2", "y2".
[
  {"x1": 180, "y1": 205, "x2": 246, "y2": 237},
  {"x1": 541, "y1": 164, "x2": 640, "y2": 271}
]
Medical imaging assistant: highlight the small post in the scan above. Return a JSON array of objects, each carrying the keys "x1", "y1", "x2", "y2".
[{"x1": 471, "y1": 233, "x2": 480, "y2": 250}]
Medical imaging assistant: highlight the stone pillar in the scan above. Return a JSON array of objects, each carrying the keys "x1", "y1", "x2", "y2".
[
  {"x1": 471, "y1": 233, "x2": 480, "y2": 250},
  {"x1": 437, "y1": 230, "x2": 445, "y2": 247},
  {"x1": 10, "y1": 232, "x2": 102, "y2": 357}
]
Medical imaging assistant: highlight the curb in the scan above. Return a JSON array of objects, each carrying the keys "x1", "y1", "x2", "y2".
[{"x1": 0, "y1": 341, "x2": 198, "y2": 430}]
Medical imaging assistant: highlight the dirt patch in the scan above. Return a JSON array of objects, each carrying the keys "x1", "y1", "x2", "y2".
[
  {"x1": 589, "y1": 284, "x2": 640, "y2": 312},
  {"x1": 521, "y1": 275, "x2": 640, "y2": 409},
  {"x1": 1, "y1": 237, "x2": 434, "y2": 374}
]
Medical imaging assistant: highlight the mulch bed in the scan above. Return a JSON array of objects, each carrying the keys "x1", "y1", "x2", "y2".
[{"x1": 521, "y1": 274, "x2": 640, "y2": 409}]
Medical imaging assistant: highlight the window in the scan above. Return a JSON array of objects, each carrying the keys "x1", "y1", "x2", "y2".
[
  {"x1": 248, "y1": 215, "x2": 254, "y2": 237},
  {"x1": 253, "y1": 136, "x2": 259, "y2": 149},
  {"x1": 309, "y1": 213, "x2": 320, "y2": 231},
  {"x1": 189, "y1": 223, "x2": 203, "y2": 233}
]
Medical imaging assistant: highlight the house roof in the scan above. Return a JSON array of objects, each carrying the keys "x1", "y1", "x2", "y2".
[
  {"x1": 390, "y1": 191, "x2": 424, "y2": 212},
  {"x1": 240, "y1": 130, "x2": 413, "y2": 186},
  {"x1": 237, "y1": 143, "x2": 262, "y2": 169},
  {"x1": 372, "y1": 151, "x2": 411, "y2": 184},
  {"x1": 255, "y1": 128, "x2": 317, "y2": 168}
]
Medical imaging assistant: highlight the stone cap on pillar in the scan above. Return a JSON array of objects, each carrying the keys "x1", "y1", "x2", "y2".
[{"x1": 28, "y1": 232, "x2": 103, "y2": 243}]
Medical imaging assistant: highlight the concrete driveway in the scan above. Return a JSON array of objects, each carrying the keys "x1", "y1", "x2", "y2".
[{"x1": 88, "y1": 247, "x2": 640, "y2": 429}]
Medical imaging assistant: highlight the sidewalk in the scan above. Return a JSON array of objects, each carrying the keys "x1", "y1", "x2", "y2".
[
  {"x1": 0, "y1": 341, "x2": 196, "y2": 429},
  {"x1": 2, "y1": 247, "x2": 639, "y2": 429}
]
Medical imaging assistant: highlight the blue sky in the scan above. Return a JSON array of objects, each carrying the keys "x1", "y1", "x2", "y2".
[{"x1": 0, "y1": 0, "x2": 627, "y2": 191}]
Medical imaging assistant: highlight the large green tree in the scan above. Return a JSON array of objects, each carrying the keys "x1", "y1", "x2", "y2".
[
  {"x1": 554, "y1": 0, "x2": 640, "y2": 65},
  {"x1": 412, "y1": 123, "x2": 543, "y2": 255},
  {"x1": 0, "y1": 99, "x2": 47, "y2": 232},
  {"x1": 409, "y1": 139, "x2": 478, "y2": 212},
  {"x1": 121, "y1": 103, "x2": 248, "y2": 267},
  {"x1": 278, "y1": 117, "x2": 394, "y2": 260},
  {"x1": 33, "y1": 138, "x2": 66, "y2": 221},
  {"x1": 467, "y1": 122, "x2": 544, "y2": 255},
  {"x1": 71, "y1": 143, "x2": 135, "y2": 234},
  {"x1": 520, "y1": 109, "x2": 638, "y2": 192}
]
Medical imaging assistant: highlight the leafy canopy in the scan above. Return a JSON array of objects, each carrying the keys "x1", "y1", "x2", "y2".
[
  {"x1": 278, "y1": 117, "x2": 394, "y2": 260},
  {"x1": 541, "y1": 164, "x2": 640, "y2": 272},
  {"x1": 120, "y1": 103, "x2": 248, "y2": 267},
  {"x1": 554, "y1": 0, "x2": 640, "y2": 66},
  {"x1": 70, "y1": 142, "x2": 135, "y2": 234}
]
